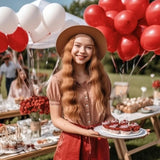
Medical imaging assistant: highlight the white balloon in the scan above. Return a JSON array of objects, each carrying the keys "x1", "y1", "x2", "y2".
[
  {"x1": 17, "y1": 4, "x2": 41, "y2": 32},
  {"x1": 29, "y1": 21, "x2": 50, "y2": 43},
  {"x1": 0, "y1": 7, "x2": 18, "y2": 34},
  {"x1": 43, "y1": 3, "x2": 65, "y2": 33}
]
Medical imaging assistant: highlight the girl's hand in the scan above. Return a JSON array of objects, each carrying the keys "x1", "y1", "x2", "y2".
[
  {"x1": 146, "y1": 129, "x2": 151, "y2": 135},
  {"x1": 85, "y1": 129, "x2": 99, "y2": 137}
]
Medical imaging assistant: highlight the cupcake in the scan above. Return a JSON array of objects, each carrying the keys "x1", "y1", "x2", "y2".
[
  {"x1": 119, "y1": 119, "x2": 129, "y2": 125},
  {"x1": 130, "y1": 122, "x2": 140, "y2": 133},
  {"x1": 110, "y1": 119, "x2": 119, "y2": 125},
  {"x1": 102, "y1": 120, "x2": 111, "y2": 131},
  {"x1": 1, "y1": 139, "x2": 9, "y2": 151},
  {"x1": 9, "y1": 140, "x2": 17, "y2": 151},
  {"x1": 119, "y1": 124, "x2": 132, "y2": 135},
  {"x1": 16, "y1": 138, "x2": 24, "y2": 148},
  {"x1": 108, "y1": 124, "x2": 120, "y2": 134}
]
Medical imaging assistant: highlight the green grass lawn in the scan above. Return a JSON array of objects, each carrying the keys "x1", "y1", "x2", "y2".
[
  {"x1": 108, "y1": 73, "x2": 154, "y2": 98},
  {"x1": 1, "y1": 69, "x2": 160, "y2": 160},
  {"x1": 40, "y1": 68, "x2": 157, "y2": 97},
  {"x1": 1, "y1": 69, "x2": 156, "y2": 99}
]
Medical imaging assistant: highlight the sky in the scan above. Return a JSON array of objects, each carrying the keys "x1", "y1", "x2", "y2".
[{"x1": 0, "y1": 0, "x2": 74, "y2": 12}]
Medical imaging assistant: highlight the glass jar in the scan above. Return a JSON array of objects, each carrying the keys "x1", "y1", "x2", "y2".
[
  {"x1": 153, "y1": 90, "x2": 160, "y2": 106},
  {"x1": 30, "y1": 112, "x2": 41, "y2": 138}
]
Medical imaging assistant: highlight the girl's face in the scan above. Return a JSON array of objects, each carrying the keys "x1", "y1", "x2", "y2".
[
  {"x1": 71, "y1": 34, "x2": 94, "y2": 65},
  {"x1": 19, "y1": 70, "x2": 26, "y2": 80}
]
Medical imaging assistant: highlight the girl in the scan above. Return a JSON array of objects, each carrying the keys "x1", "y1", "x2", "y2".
[
  {"x1": 47, "y1": 25, "x2": 114, "y2": 160},
  {"x1": 8, "y1": 66, "x2": 40, "y2": 102},
  {"x1": 8, "y1": 66, "x2": 31, "y2": 100}
]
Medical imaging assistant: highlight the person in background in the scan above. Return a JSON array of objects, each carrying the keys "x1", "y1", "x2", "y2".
[
  {"x1": 8, "y1": 66, "x2": 42, "y2": 102},
  {"x1": 8, "y1": 66, "x2": 32, "y2": 101},
  {"x1": 0, "y1": 52, "x2": 20, "y2": 95},
  {"x1": 47, "y1": 25, "x2": 115, "y2": 160}
]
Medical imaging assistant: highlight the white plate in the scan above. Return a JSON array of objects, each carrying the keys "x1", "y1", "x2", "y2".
[
  {"x1": 34, "y1": 137, "x2": 57, "y2": 148},
  {"x1": 140, "y1": 107, "x2": 154, "y2": 114},
  {"x1": 0, "y1": 150, "x2": 4, "y2": 155},
  {"x1": 4, "y1": 147, "x2": 24, "y2": 154},
  {"x1": 94, "y1": 125, "x2": 148, "y2": 139}
]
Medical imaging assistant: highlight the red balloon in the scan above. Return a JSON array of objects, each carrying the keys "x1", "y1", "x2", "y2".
[
  {"x1": 140, "y1": 25, "x2": 160, "y2": 51},
  {"x1": 154, "y1": 48, "x2": 160, "y2": 55},
  {"x1": 7, "y1": 27, "x2": 28, "y2": 52},
  {"x1": 84, "y1": 4, "x2": 107, "y2": 27},
  {"x1": 134, "y1": 24, "x2": 147, "y2": 38},
  {"x1": 117, "y1": 34, "x2": 140, "y2": 61},
  {"x1": 134, "y1": 19, "x2": 148, "y2": 38},
  {"x1": 125, "y1": 0, "x2": 149, "y2": 20},
  {"x1": 121, "y1": 0, "x2": 127, "y2": 5},
  {"x1": 105, "y1": 10, "x2": 118, "y2": 28},
  {"x1": 96, "y1": 26, "x2": 120, "y2": 52},
  {"x1": 146, "y1": 0, "x2": 160, "y2": 25},
  {"x1": 98, "y1": 0, "x2": 124, "y2": 12},
  {"x1": 114, "y1": 10, "x2": 137, "y2": 35},
  {"x1": 0, "y1": 32, "x2": 8, "y2": 53}
]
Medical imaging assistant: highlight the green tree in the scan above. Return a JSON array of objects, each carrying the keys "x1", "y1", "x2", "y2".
[{"x1": 65, "y1": 0, "x2": 98, "y2": 18}]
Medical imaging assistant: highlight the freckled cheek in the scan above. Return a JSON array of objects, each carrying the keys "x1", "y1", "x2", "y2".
[{"x1": 71, "y1": 48, "x2": 78, "y2": 56}]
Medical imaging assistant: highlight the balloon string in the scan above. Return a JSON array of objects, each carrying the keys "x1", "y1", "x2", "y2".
[
  {"x1": 137, "y1": 54, "x2": 156, "y2": 74},
  {"x1": 120, "y1": 63, "x2": 125, "y2": 74},
  {"x1": 127, "y1": 50, "x2": 147, "y2": 82},
  {"x1": 110, "y1": 53, "x2": 118, "y2": 73},
  {"x1": 126, "y1": 61, "x2": 129, "y2": 73}
]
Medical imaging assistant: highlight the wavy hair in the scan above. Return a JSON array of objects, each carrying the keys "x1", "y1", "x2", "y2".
[
  {"x1": 16, "y1": 66, "x2": 29, "y2": 88},
  {"x1": 60, "y1": 36, "x2": 110, "y2": 121}
]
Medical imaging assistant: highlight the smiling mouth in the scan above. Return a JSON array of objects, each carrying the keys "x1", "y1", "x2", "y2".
[{"x1": 77, "y1": 55, "x2": 87, "y2": 58}]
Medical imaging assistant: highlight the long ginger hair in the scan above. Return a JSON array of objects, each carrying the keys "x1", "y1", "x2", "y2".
[
  {"x1": 16, "y1": 66, "x2": 29, "y2": 89},
  {"x1": 60, "y1": 36, "x2": 110, "y2": 121}
]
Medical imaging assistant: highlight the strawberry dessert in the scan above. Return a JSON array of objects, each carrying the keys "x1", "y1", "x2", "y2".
[
  {"x1": 102, "y1": 119, "x2": 141, "y2": 135},
  {"x1": 102, "y1": 120, "x2": 111, "y2": 131},
  {"x1": 119, "y1": 124, "x2": 132, "y2": 135},
  {"x1": 108, "y1": 124, "x2": 120, "y2": 134},
  {"x1": 130, "y1": 122, "x2": 141, "y2": 133}
]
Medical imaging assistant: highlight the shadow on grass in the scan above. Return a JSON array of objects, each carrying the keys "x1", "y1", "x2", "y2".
[{"x1": 109, "y1": 142, "x2": 160, "y2": 160}]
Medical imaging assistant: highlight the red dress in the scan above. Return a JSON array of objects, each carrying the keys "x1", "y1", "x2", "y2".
[{"x1": 54, "y1": 131, "x2": 110, "y2": 160}]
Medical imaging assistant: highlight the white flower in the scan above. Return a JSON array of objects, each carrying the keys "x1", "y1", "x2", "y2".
[{"x1": 141, "y1": 86, "x2": 147, "y2": 92}]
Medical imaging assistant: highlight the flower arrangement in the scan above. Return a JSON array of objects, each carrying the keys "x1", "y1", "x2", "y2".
[
  {"x1": 152, "y1": 80, "x2": 160, "y2": 91},
  {"x1": 20, "y1": 96, "x2": 50, "y2": 121}
]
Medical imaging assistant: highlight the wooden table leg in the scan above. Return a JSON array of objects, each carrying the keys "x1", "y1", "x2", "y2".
[
  {"x1": 113, "y1": 139, "x2": 123, "y2": 160},
  {"x1": 150, "y1": 116, "x2": 160, "y2": 140},
  {"x1": 118, "y1": 139, "x2": 132, "y2": 160}
]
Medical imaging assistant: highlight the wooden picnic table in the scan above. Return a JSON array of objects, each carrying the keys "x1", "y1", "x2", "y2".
[
  {"x1": 0, "y1": 144, "x2": 57, "y2": 160},
  {"x1": 0, "y1": 110, "x2": 21, "y2": 119},
  {"x1": 112, "y1": 105, "x2": 160, "y2": 160},
  {"x1": 1, "y1": 106, "x2": 160, "y2": 160}
]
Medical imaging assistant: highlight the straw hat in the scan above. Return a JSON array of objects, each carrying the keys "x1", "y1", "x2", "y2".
[{"x1": 56, "y1": 25, "x2": 107, "y2": 60}]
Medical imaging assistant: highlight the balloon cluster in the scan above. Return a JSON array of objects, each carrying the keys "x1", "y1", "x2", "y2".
[
  {"x1": 84, "y1": 0, "x2": 160, "y2": 61},
  {"x1": 0, "y1": 3, "x2": 65, "y2": 52}
]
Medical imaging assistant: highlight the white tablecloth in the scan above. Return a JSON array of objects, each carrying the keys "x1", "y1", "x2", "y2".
[{"x1": 112, "y1": 105, "x2": 160, "y2": 122}]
